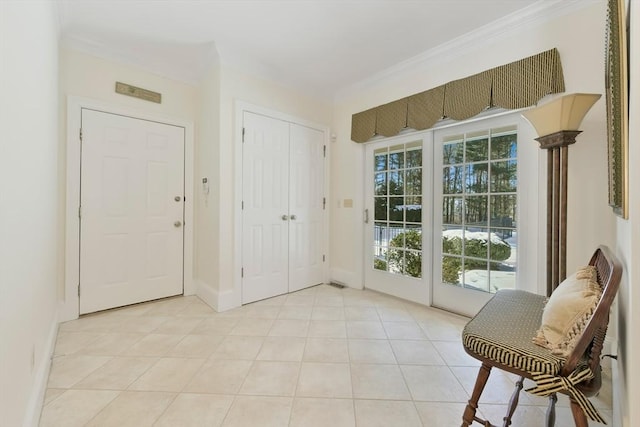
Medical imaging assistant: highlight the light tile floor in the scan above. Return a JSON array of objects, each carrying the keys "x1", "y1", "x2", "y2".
[{"x1": 39, "y1": 285, "x2": 613, "y2": 426}]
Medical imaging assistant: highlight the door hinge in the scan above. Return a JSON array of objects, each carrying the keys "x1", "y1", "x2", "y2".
[
  {"x1": 242, "y1": 127, "x2": 245, "y2": 143},
  {"x1": 78, "y1": 206, "x2": 81, "y2": 218},
  {"x1": 323, "y1": 254, "x2": 325, "y2": 262},
  {"x1": 77, "y1": 284, "x2": 81, "y2": 297},
  {"x1": 323, "y1": 197, "x2": 326, "y2": 210},
  {"x1": 323, "y1": 145, "x2": 326, "y2": 158},
  {"x1": 79, "y1": 128, "x2": 83, "y2": 142},
  {"x1": 241, "y1": 201, "x2": 244, "y2": 210},
  {"x1": 241, "y1": 267, "x2": 244, "y2": 278}
]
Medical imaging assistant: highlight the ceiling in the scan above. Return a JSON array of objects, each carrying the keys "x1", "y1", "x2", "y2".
[{"x1": 57, "y1": 0, "x2": 552, "y2": 99}]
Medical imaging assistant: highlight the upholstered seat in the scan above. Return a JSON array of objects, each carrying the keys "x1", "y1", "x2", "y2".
[
  {"x1": 463, "y1": 289, "x2": 565, "y2": 377},
  {"x1": 461, "y1": 246, "x2": 622, "y2": 427}
]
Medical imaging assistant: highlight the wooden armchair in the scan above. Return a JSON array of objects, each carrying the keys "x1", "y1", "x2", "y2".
[{"x1": 461, "y1": 246, "x2": 622, "y2": 427}]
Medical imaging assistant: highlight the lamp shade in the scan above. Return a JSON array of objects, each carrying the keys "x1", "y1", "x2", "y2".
[{"x1": 521, "y1": 93, "x2": 601, "y2": 137}]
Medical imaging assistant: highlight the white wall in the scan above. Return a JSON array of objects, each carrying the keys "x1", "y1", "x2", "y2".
[
  {"x1": 0, "y1": 1, "x2": 60, "y2": 425},
  {"x1": 615, "y1": 1, "x2": 639, "y2": 425},
  {"x1": 330, "y1": 2, "x2": 614, "y2": 291},
  {"x1": 195, "y1": 63, "x2": 333, "y2": 309},
  {"x1": 195, "y1": 64, "x2": 221, "y2": 299}
]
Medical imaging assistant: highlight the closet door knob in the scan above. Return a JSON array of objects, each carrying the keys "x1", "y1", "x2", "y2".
[
  {"x1": 281, "y1": 215, "x2": 289, "y2": 221},
  {"x1": 290, "y1": 215, "x2": 297, "y2": 220}
]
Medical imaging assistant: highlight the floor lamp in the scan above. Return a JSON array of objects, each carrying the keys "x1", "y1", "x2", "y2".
[{"x1": 522, "y1": 93, "x2": 601, "y2": 296}]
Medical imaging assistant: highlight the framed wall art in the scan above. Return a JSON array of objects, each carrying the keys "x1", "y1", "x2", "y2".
[{"x1": 605, "y1": 0, "x2": 629, "y2": 218}]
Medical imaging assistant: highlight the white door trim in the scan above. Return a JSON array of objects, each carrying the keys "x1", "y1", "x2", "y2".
[
  {"x1": 62, "y1": 96, "x2": 195, "y2": 322},
  {"x1": 233, "y1": 101, "x2": 330, "y2": 308}
]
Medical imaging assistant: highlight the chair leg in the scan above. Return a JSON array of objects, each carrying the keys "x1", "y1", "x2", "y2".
[
  {"x1": 502, "y1": 376, "x2": 524, "y2": 427},
  {"x1": 545, "y1": 393, "x2": 557, "y2": 427},
  {"x1": 569, "y1": 398, "x2": 589, "y2": 427},
  {"x1": 462, "y1": 363, "x2": 492, "y2": 427}
]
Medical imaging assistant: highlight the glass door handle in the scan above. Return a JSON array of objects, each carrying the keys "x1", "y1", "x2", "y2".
[{"x1": 364, "y1": 209, "x2": 369, "y2": 224}]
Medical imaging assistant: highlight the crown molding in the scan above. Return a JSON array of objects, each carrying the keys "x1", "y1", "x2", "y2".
[
  {"x1": 334, "y1": 0, "x2": 600, "y2": 103},
  {"x1": 60, "y1": 32, "x2": 220, "y2": 86}
]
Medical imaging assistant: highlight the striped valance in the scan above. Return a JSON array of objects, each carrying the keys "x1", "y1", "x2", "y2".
[{"x1": 351, "y1": 48, "x2": 565, "y2": 143}]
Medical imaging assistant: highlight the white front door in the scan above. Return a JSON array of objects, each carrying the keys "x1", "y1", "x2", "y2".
[
  {"x1": 80, "y1": 109, "x2": 185, "y2": 314},
  {"x1": 241, "y1": 112, "x2": 325, "y2": 304}
]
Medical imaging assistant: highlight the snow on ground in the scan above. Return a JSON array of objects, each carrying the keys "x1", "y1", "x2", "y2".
[{"x1": 463, "y1": 269, "x2": 516, "y2": 292}]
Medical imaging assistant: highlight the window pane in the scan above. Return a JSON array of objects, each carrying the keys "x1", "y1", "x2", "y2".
[
  {"x1": 464, "y1": 261, "x2": 490, "y2": 292},
  {"x1": 389, "y1": 145, "x2": 404, "y2": 169},
  {"x1": 490, "y1": 227, "x2": 513, "y2": 240},
  {"x1": 375, "y1": 172, "x2": 387, "y2": 195},
  {"x1": 374, "y1": 222, "x2": 389, "y2": 246},
  {"x1": 389, "y1": 197, "x2": 404, "y2": 221},
  {"x1": 389, "y1": 171, "x2": 404, "y2": 195},
  {"x1": 406, "y1": 146, "x2": 422, "y2": 168},
  {"x1": 489, "y1": 261, "x2": 516, "y2": 291},
  {"x1": 405, "y1": 169, "x2": 421, "y2": 195},
  {"x1": 442, "y1": 197, "x2": 463, "y2": 225},
  {"x1": 490, "y1": 195, "x2": 517, "y2": 225},
  {"x1": 405, "y1": 198, "x2": 422, "y2": 224},
  {"x1": 490, "y1": 160, "x2": 517, "y2": 193},
  {"x1": 464, "y1": 227, "x2": 489, "y2": 259},
  {"x1": 442, "y1": 255, "x2": 462, "y2": 284},
  {"x1": 491, "y1": 134, "x2": 517, "y2": 160},
  {"x1": 466, "y1": 138, "x2": 488, "y2": 162},
  {"x1": 374, "y1": 197, "x2": 387, "y2": 221},
  {"x1": 405, "y1": 250, "x2": 422, "y2": 278},
  {"x1": 465, "y1": 196, "x2": 488, "y2": 225},
  {"x1": 389, "y1": 230, "x2": 404, "y2": 247},
  {"x1": 465, "y1": 163, "x2": 488, "y2": 193},
  {"x1": 443, "y1": 166, "x2": 463, "y2": 194},
  {"x1": 405, "y1": 225, "x2": 422, "y2": 251},
  {"x1": 387, "y1": 248, "x2": 404, "y2": 274},
  {"x1": 442, "y1": 228, "x2": 462, "y2": 255},
  {"x1": 488, "y1": 231, "x2": 512, "y2": 262},
  {"x1": 375, "y1": 150, "x2": 388, "y2": 171},
  {"x1": 374, "y1": 248, "x2": 387, "y2": 271},
  {"x1": 443, "y1": 141, "x2": 464, "y2": 164}
]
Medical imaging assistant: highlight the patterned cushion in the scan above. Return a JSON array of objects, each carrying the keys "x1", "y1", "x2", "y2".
[{"x1": 462, "y1": 289, "x2": 565, "y2": 376}]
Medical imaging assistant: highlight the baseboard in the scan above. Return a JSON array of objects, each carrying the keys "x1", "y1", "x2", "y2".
[
  {"x1": 216, "y1": 288, "x2": 240, "y2": 312},
  {"x1": 195, "y1": 279, "x2": 219, "y2": 312},
  {"x1": 195, "y1": 280, "x2": 241, "y2": 313},
  {"x1": 24, "y1": 313, "x2": 59, "y2": 427},
  {"x1": 330, "y1": 268, "x2": 362, "y2": 290}
]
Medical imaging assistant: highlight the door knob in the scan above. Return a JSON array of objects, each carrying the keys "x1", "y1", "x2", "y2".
[
  {"x1": 174, "y1": 221, "x2": 182, "y2": 228},
  {"x1": 281, "y1": 215, "x2": 289, "y2": 221},
  {"x1": 290, "y1": 215, "x2": 297, "y2": 220},
  {"x1": 174, "y1": 196, "x2": 182, "y2": 202}
]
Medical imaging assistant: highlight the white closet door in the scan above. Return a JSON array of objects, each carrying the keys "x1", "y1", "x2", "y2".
[
  {"x1": 80, "y1": 109, "x2": 185, "y2": 314},
  {"x1": 242, "y1": 112, "x2": 290, "y2": 304},
  {"x1": 288, "y1": 123, "x2": 324, "y2": 292}
]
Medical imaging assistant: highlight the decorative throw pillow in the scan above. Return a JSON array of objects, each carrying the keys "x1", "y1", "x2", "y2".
[{"x1": 533, "y1": 266, "x2": 601, "y2": 357}]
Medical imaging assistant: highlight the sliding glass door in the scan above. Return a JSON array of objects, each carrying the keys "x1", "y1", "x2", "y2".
[
  {"x1": 432, "y1": 118, "x2": 519, "y2": 316},
  {"x1": 364, "y1": 135, "x2": 432, "y2": 304}
]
